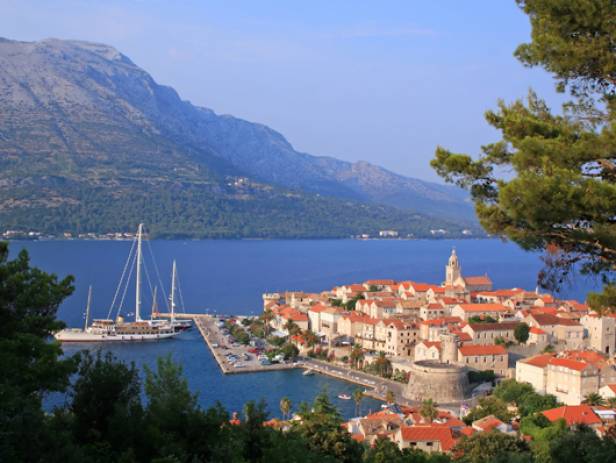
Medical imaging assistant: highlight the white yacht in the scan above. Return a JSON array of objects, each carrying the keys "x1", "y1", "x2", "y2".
[{"x1": 55, "y1": 224, "x2": 180, "y2": 343}]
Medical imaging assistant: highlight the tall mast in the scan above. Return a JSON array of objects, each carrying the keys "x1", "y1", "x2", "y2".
[
  {"x1": 135, "y1": 223, "x2": 143, "y2": 322},
  {"x1": 151, "y1": 286, "x2": 158, "y2": 317},
  {"x1": 170, "y1": 260, "x2": 177, "y2": 324},
  {"x1": 84, "y1": 285, "x2": 92, "y2": 331}
]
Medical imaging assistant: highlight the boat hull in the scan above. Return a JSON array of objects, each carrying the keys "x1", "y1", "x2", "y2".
[{"x1": 54, "y1": 329, "x2": 178, "y2": 343}]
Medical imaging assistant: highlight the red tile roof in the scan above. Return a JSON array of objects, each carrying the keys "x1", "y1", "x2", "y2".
[
  {"x1": 529, "y1": 327, "x2": 546, "y2": 335},
  {"x1": 476, "y1": 289, "x2": 525, "y2": 298},
  {"x1": 528, "y1": 313, "x2": 563, "y2": 326},
  {"x1": 521, "y1": 353, "x2": 555, "y2": 368},
  {"x1": 422, "y1": 316, "x2": 463, "y2": 326},
  {"x1": 548, "y1": 358, "x2": 591, "y2": 372},
  {"x1": 563, "y1": 350, "x2": 607, "y2": 368},
  {"x1": 472, "y1": 415, "x2": 504, "y2": 432},
  {"x1": 365, "y1": 279, "x2": 397, "y2": 286},
  {"x1": 280, "y1": 307, "x2": 308, "y2": 322},
  {"x1": 399, "y1": 425, "x2": 456, "y2": 451},
  {"x1": 458, "y1": 344, "x2": 507, "y2": 356},
  {"x1": 457, "y1": 303, "x2": 507, "y2": 312},
  {"x1": 467, "y1": 322, "x2": 519, "y2": 331},
  {"x1": 342, "y1": 312, "x2": 374, "y2": 323},
  {"x1": 418, "y1": 341, "x2": 442, "y2": 350},
  {"x1": 309, "y1": 304, "x2": 331, "y2": 313},
  {"x1": 464, "y1": 275, "x2": 493, "y2": 285},
  {"x1": 542, "y1": 405, "x2": 602, "y2": 426},
  {"x1": 411, "y1": 283, "x2": 439, "y2": 292}
]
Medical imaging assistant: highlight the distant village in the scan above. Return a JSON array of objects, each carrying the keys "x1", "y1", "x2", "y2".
[
  {"x1": 353, "y1": 229, "x2": 475, "y2": 239},
  {"x1": 1, "y1": 230, "x2": 137, "y2": 241},
  {"x1": 261, "y1": 249, "x2": 616, "y2": 454}
]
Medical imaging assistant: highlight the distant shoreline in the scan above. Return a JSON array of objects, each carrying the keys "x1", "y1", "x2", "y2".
[{"x1": 4, "y1": 236, "x2": 489, "y2": 243}]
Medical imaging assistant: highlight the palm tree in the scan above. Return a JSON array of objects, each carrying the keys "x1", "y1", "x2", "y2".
[
  {"x1": 352, "y1": 388, "x2": 363, "y2": 417},
  {"x1": 285, "y1": 320, "x2": 301, "y2": 336},
  {"x1": 420, "y1": 398, "x2": 439, "y2": 423},
  {"x1": 607, "y1": 397, "x2": 616, "y2": 409},
  {"x1": 375, "y1": 351, "x2": 392, "y2": 378},
  {"x1": 385, "y1": 389, "x2": 395, "y2": 405},
  {"x1": 583, "y1": 392, "x2": 606, "y2": 406},
  {"x1": 261, "y1": 309, "x2": 275, "y2": 337},
  {"x1": 302, "y1": 329, "x2": 319, "y2": 347},
  {"x1": 279, "y1": 396, "x2": 292, "y2": 420},
  {"x1": 350, "y1": 344, "x2": 364, "y2": 370}
]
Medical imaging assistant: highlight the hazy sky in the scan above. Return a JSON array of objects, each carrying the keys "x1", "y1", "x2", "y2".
[{"x1": 2, "y1": 0, "x2": 563, "y2": 182}]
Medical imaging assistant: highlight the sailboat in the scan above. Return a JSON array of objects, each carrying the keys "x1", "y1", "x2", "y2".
[
  {"x1": 54, "y1": 224, "x2": 179, "y2": 343},
  {"x1": 150, "y1": 260, "x2": 192, "y2": 332}
]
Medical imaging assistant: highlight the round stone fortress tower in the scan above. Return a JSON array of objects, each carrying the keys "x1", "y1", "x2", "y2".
[
  {"x1": 403, "y1": 333, "x2": 469, "y2": 403},
  {"x1": 440, "y1": 333, "x2": 459, "y2": 364}
]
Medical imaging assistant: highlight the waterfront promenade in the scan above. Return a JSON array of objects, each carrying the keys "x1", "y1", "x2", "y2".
[
  {"x1": 156, "y1": 312, "x2": 473, "y2": 409},
  {"x1": 159, "y1": 312, "x2": 399, "y2": 401}
]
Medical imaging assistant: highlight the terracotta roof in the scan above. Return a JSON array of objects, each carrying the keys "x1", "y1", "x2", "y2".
[
  {"x1": 457, "y1": 303, "x2": 507, "y2": 312},
  {"x1": 458, "y1": 426, "x2": 476, "y2": 437},
  {"x1": 280, "y1": 307, "x2": 309, "y2": 322},
  {"x1": 528, "y1": 313, "x2": 562, "y2": 326},
  {"x1": 563, "y1": 350, "x2": 607, "y2": 368},
  {"x1": 548, "y1": 358, "x2": 591, "y2": 372},
  {"x1": 309, "y1": 304, "x2": 331, "y2": 313},
  {"x1": 347, "y1": 284, "x2": 365, "y2": 292},
  {"x1": 342, "y1": 312, "x2": 374, "y2": 323},
  {"x1": 440, "y1": 297, "x2": 464, "y2": 305},
  {"x1": 386, "y1": 318, "x2": 412, "y2": 330},
  {"x1": 542, "y1": 405, "x2": 602, "y2": 426},
  {"x1": 529, "y1": 327, "x2": 546, "y2": 335},
  {"x1": 418, "y1": 341, "x2": 442, "y2": 350},
  {"x1": 467, "y1": 322, "x2": 519, "y2": 331},
  {"x1": 451, "y1": 331, "x2": 473, "y2": 342},
  {"x1": 476, "y1": 289, "x2": 525, "y2": 298},
  {"x1": 521, "y1": 353, "x2": 555, "y2": 368},
  {"x1": 606, "y1": 384, "x2": 616, "y2": 394},
  {"x1": 411, "y1": 283, "x2": 438, "y2": 292},
  {"x1": 423, "y1": 316, "x2": 463, "y2": 326},
  {"x1": 399, "y1": 425, "x2": 456, "y2": 451},
  {"x1": 427, "y1": 302, "x2": 445, "y2": 309},
  {"x1": 464, "y1": 275, "x2": 492, "y2": 285},
  {"x1": 458, "y1": 344, "x2": 507, "y2": 356},
  {"x1": 365, "y1": 279, "x2": 397, "y2": 286},
  {"x1": 472, "y1": 415, "x2": 504, "y2": 432}
]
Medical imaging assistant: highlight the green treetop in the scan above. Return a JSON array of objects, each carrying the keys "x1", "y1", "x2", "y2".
[{"x1": 431, "y1": 0, "x2": 616, "y2": 312}]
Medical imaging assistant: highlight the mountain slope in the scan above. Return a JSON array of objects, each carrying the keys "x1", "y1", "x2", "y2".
[{"x1": 0, "y1": 38, "x2": 477, "y2": 238}]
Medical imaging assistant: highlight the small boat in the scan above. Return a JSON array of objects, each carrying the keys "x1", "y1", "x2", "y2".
[
  {"x1": 338, "y1": 393, "x2": 351, "y2": 400},
  {"x1": 302, "y1": 369, "x2": 315, "y2": 376}
]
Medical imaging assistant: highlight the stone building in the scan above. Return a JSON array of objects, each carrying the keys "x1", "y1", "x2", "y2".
[
  {"x1": 404, "y1": 361, "x2": 470, "y2": 403},
  {"x1": 462, "y1": 322, "x2": 519, "y2": 345},
  {"x1": 581, "y1": 314, "x2": 616, "y2": 356},
  {"x1": 545, "y1": 358, "x2": 600, "y2": 405},
  {"x1": 457, "y1": 344, "x2": 509, "y2": 376}
]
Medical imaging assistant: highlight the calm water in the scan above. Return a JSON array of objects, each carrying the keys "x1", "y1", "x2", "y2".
[{"x1": 10, "y1": 239, "x2": 597, "y2": 418}]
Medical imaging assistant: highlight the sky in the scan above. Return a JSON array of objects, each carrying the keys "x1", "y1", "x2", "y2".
[{"x1": 1, "y1": 0, "x2": 563, "y2": 182}]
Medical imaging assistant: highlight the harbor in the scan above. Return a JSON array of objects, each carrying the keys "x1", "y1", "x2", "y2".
[{"x1": 156, "y1": 311, "x2": 393, "y2": 402}]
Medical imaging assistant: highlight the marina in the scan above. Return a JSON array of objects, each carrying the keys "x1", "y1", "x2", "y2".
[{"x1": 155, "y1": 311, "x2": 394, "y2": 403}]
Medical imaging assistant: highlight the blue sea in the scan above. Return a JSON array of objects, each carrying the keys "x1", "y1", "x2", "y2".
[{"x1": 9, "y1": 239, "x2": 598, "y2": 418}]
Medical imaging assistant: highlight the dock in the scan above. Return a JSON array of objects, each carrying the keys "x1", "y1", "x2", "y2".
[
  {"x1": 155, "y1": 312, "x2": 392, "y2": 402},
  {"x1": 155, "y1": 312, "x2": 300, "y2": 374}
]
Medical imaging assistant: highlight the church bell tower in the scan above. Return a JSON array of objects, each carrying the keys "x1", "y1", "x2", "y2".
[{"x1": 445, "y1": 248, "x2": 461, "y2": 286}]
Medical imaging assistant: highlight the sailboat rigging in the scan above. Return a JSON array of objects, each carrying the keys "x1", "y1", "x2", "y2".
[{"x1": 54, "y1": 223, "x2": 181, "y2": 343}]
